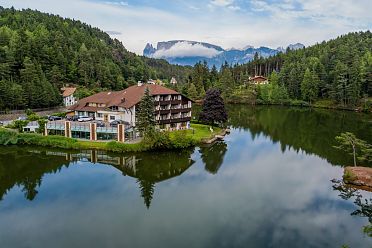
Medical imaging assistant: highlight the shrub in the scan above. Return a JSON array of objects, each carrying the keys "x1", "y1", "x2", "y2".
[
  {"x1": 142, "y1": 129, "x2": 171, "y2": 150},
  {"x1": 25, "y1": 109, "x2": 34, "y2": 116},
  {"x1": 170, "y1": 130, "x2": 196, "y2": 149},
  {"x1": 290, "y1": 100, "x2": 310, "y2": 107},
  {"x1": 51, "y1": 112, "x2": 67, "y2": 118},
  {"x1": 0, "y1": 129, "x2": 19, "y2": 145},
  {"x1": 27, "y1": 113, "x2": 41, "y2": 121},
  {"x1": 343, "y1": 170, "x2": 357, "y2": 182},
  {"x1": 13, "y1": 120, "x2": 29, "y2": 132}
]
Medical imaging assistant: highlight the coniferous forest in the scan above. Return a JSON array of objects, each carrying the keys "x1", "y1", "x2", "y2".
[
  {"x1": 0, "y1": 7, "x2": 191, "y2": 110},
  {"x1": 183, "y1": 31, "x2": 371, "y2": 109},
  {"x1": 0, "y1": 7, "x2": 371, "y2": 110}
]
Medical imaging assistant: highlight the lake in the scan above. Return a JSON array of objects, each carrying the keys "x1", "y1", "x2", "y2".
[{"x1": 0, "y1": 105, "x2": 372, "y2": 248}]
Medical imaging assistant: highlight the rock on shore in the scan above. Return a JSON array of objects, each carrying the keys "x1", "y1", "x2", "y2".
[{"x1": 344, "y1": 167, "x2": 372, "y2": 190}]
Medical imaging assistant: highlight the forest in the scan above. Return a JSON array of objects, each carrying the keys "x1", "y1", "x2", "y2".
[
  {"x1": 0, "y1": 7, "x2": 190, "y2": 110},
  {"x1": 182, "y1": 31, "x2": 371, "y2": 109},
  {"x1": 0, "y1": 7, "x2": 371, "y2": 110}
]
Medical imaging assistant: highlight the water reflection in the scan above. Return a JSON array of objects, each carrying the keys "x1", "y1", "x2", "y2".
[
  {"x1": 0, "y1": 147, "x2": 197, "y2": 208},
  {"x1": 332, "y1": 179, "x2": 372, "y2": 237},
  {"x1": 200, "y1": 141, "x2": 227, "y2": 174},
  {"x1": 0, "y1": 105, "x2": 372, "y2": 248},
  {"x1": 226, "y1": 105, "x2": 372, "y2": 166}
]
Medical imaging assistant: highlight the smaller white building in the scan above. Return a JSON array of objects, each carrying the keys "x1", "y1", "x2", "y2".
[
  {"x1": 62, "y1": 87, "x2": 77, "y2": 106},
  {"x1": 170, "y1": 77, "x2": 177, "y2": 85},
  {"x1": 23, "y1": 121, "x2": 40, "y2": 133}
]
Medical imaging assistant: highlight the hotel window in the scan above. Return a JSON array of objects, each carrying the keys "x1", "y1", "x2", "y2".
[
  {"x1": 110, "y1": 116, "x2": 115, "y2": 120},
  {"x1": 97, "y1": 113, "x2": 103, "y2": 118}
]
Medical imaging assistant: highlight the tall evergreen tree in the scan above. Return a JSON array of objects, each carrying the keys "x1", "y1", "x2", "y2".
[
  {"x1": 187, "y1": 83, "x2": 198, "y2": 100},
  {"x1": 199, "y1": 89, "x2": 227, "y2": 125},
  {"x1": 136, "y1": 87, "x2": 155, "y2": 134},
  {"x1": 301, "y1": 68, "x2": 318, "y2": 104}
]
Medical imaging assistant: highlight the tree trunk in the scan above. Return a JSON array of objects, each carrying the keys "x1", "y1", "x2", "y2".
[{"x1": 352, "y1": 144, "x2": 356, "y2": 167}]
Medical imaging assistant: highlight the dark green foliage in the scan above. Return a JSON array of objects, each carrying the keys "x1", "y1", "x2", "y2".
[
  {"x1": 256, "y1": 71, "x2": 289, "y2": 104},
  {"x1": 0, "y1": 7, "x2": 190, "y2": 110},
  {"x1": 37, "y1": 119, "x2": 47, "y2": 134},
  {"x1": 13, "y1": 120, "x2": 28, "y2": 132},
  {"x1": 237, "y1": 31, "x2": 372, "y2": 106},
  {"x1": 142, "y1": 129, "x2": 195, "y2": 150},
  {"x1": 188, "y1": 31, "x2": 371, "y2": 107},
  {"x1": 301, "y1": 68, "x2": 319, "y2": 103},
  {"x1": 136, "y1": 87, "x2": 155, "y2": 134},
  {"x1": 187, "y1": 83, "x2": 198, "y2": 100},
  {"x1": 334, "y1": 132, "x2": 372, "y2": 166},
  {"x1": 199, "y1": 89, "x2": 228, "y2": 125}
]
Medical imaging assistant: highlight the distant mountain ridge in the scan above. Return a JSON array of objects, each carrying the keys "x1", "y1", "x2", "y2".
[{"x1": 143, "y1": 40, "x2": 304, "y2": 67}]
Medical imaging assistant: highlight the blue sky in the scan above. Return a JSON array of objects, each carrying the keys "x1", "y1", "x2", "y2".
[{"x1": 2, "y1": 0, "x2": 371, "y2": 54}]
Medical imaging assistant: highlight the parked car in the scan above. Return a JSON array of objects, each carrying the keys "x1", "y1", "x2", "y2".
[
  {"x1": 78, "y1": 116, "x2": 93, "y2": 122},
  {"x1": 48, "y1": 116, "x2": 63, "y2": 121},
  {"x1": 0, "y1": 121, "x2": 3, "y2": 126},
  {"x1": 17, "y1": 116, "x2": 27, "y2": 121},
  {"x1": 93, "y1": 121, "x2": 105, "y2": 127},
  {"x1": 110, "y1": 120, "x2": 125, "y2": 127},
  {"x1": 66, "y1": 115, "x2": 79, "y2": 121}
]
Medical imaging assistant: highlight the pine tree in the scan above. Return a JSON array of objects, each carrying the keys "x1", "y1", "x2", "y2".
[
  {"x1": 301, "y1": 68, "x2": 318, "y2": 104},
  {"x1": 136, "y1": 87, "x2": 155, "y2": 134},
  {"x1": 334, "y1": 132, "x2": 372, "y2": 166},
  {"x1": 199, "y1": 89, "x2": 228, "y2": 125},
  {"x1": 188, "y1": 83, "x2": 198, "y2": 100}
]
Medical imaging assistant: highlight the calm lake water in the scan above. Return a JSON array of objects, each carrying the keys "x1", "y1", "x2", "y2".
[{"x1": 0, "y1": 105, "x2": 372, "y2": 248}]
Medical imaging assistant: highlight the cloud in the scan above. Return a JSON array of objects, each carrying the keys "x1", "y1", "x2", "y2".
[
  {"x1": 0, "y1": 0, "x2": 370, "y2": 55},
  {"x1": 210, "y1": 0, "x2": 235, "y2": 7},
  {"x1": 152, "y1": 41, "x2": 223, "y2": 59},
  {"x1": 209, "y1": 0, "x2": 240, "y2": 11},
  {"x1": 104, "y1": 1, "x2": 128, "y2": 6}
]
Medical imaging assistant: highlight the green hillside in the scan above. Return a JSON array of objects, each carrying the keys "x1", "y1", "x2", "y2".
[{"x1": 0, "y1": 7, "x2": 190, "y2": 110}]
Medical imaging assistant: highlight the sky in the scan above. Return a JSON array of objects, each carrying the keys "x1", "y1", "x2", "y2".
[{"x1": 1, "y1": 0, "x2": 372, "y2": 55}]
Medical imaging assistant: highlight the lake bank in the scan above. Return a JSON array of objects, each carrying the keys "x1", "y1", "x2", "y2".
[
  {"x1": 223, "y1": 97, "x2": 372, "y2": 113},
  {"x1": 0, "y1": 123, "x2": 224, "y2": 153}
]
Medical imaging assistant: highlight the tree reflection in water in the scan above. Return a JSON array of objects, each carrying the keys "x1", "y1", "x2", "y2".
[
  {"x1": 0, "y1": 147, "x2": 196, "y2": 209},
  {"x1": 199, "y1": 141, "x2": 227, "y2": 174},
  {"x1": 332, "y1": 179, "x2": 372, "y2": 237}
]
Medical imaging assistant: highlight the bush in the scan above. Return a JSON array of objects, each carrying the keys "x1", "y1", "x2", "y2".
[
  {"x1": 170, "y1": 130, "x2": 196, "y2": 149},
  {"x1": 25, "y1": 109, "x2": 34, "y2": 116},
  {"x1": 27, "y1": 113, "x2": 40, "y2": 121},
  {"x1": 289, "y1": 100, "x2": 310, "y2": 107},
  {"x1": 13, "y1": 120, "x2": 29, "y2": 132},
  {"x1": 51, "y1": 112, "x2": 67, "y2": 118},
  {"x1": 142, "y1": 129, "x2": 171, "y2": 150},
  {"x1": 37, "y1": 119, "x2": 47, "y2": 134},
  {"x1": 257, "y1": 84, "x2": 289, "y2": 105},
  {"x1": 0, "y1": 129, "x2": 19, "y2": 145}
]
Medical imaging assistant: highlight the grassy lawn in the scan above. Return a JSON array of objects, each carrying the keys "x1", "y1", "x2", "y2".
[{"x1": 185, "y1": 123, "x2": 222, "y2": 143}]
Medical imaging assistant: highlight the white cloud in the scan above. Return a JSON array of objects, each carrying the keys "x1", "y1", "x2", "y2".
[
  {"x1": 210, "y1": 0, "x2": 235, "y2": 7},
  {"x1": 104, "y1": 1, "x2": 128, "y2": 6},
  {"x1": 152, "y1": 41, "x2": 223, "y2": 58},
  {"x1": 0, "y1": 0, "x2": 370, "y2": 55}
]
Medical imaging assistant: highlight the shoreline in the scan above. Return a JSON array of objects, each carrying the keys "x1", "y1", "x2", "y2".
[
  {"x1": 0, "y1": 124, "x2": 227, "y2": 153},
  {"x1": 223, "y1": 100, "x2": 372, "y2": 113}
]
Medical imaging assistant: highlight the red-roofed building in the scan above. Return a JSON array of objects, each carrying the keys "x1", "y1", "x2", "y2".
[
  {"x1": 69, "y1": 83, "x2": 192, "y2": 130},
  {"x1": 248, "y1": 76, "x2": 269, "y2": 85},
  {"x1": 61, "y1": 87, "x2": 77, "y2": 106}
]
